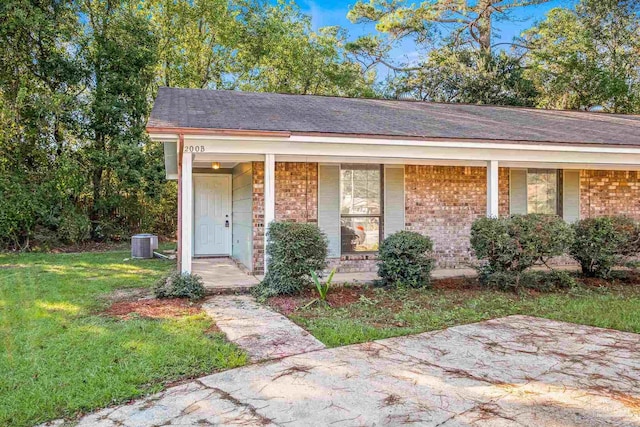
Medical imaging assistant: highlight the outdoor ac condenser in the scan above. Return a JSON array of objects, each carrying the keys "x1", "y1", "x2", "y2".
[{"x1": 131, "y1": 234, "x2": 153, "y2": 259}]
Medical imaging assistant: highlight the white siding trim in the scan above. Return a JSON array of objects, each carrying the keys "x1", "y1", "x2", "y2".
[
  {"x1": 563, "y1": 170, "x2": 581, "y2": 223},
  {"x1": 487, "y1": 160, "x2": 499, "y2": 217},
  {"x1": 510, "y1": 168, "x2": 528, "y2": 215},
  {"x1": 181, "y1": 152, "x2": 193, "y2": 273},
  {"x1": 264, "y1": 154, "x2": 275, "y2": 273},
  {"x1": 177, "y1": 136, "x2": 640, "y2": 167},
  {"x1": 318, "y1": 163, "x2": 341, "y2": 258},
  {"x1": 384, "y1": 165, "x2": 405, "y2": 237}
]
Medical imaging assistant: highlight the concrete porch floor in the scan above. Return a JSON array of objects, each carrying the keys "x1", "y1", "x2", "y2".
[
  {"x1": 193, "y1": 259, "x2": 584, "y2": 293},
  {"x1": 192, "y1": 258, "x2": 260, "y2": 293},
  {"x1": 192, "y1": 258, "x2": 480, "y2": 293}
]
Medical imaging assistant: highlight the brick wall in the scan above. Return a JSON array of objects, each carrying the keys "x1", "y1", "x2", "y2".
[
  {"x1": 252, "y1": 161, "x2": 265, "y2": 273},
  {"x1": 252, "y1": 162, "x2": 318, "y2": 274},
  {"x1": 405, "y1": 165, "x2": 489, "y2": 268},
  {"x1": 275, "y1": 162, "x2": 318, "y2": 222},
  {"x1": 580, "y1": 170, "x2": 640, "y2": 220},
  {"x1": 499, "y1": 167, "x2": 510, "y2": 217},
  {"x1": 252, "y1": 163, "x2": 510, "y2": 273}
]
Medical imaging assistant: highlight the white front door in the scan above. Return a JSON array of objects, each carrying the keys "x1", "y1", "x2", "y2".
[{"x1": 194, "y1": 175, "x2": 231, "y2": 256}]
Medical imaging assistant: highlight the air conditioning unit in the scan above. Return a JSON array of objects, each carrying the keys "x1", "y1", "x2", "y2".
[{"x1": 131, "y1": 234, "x2": 157, "y2": 259}]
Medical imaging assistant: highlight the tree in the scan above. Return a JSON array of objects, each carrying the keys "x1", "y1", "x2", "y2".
[
  {"x1": 234, "y1": 1, "x2": 375, "y2": 96},
  {"x1": 79, "y1": 0, "x2": 160, "y2": 235},
  {"x1": 0, "y1": 0, "x2": 377, "y2": 250},
  {"x1": 145, "y1": 0, "x2": 240, "y2": 89},
  {"x1": 524, "y1": 0, "x2": 640, "y2": 112},
  {"x1": 0, "y1": 0, "x2": 86, "y2": 248},
  {"x1": 380, "y1": 47, "x2": 537, "y2": 104},
  {"x1": 346, "y1": 0, "x2": 548, "y2": 104}
]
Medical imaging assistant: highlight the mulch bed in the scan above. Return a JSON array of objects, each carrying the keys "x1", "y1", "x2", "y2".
[
  {"x1": 103, "y1": 298, "x2": 203, "y2": 320},
  {"x1": 267, "y1": 273, "x2": 640, "y2": 316},
  {"x1": 268, "y1": 286, "x2": 378, "y2": 315},
  {"x1": 268, "y1": 276, "x2": 481, "y2": 315}
]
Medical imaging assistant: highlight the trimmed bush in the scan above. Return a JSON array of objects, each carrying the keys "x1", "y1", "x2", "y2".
[
  {"x1": 570, "y1": 216, "x2": 640, "y2": 278},
  {"x1": 378, "y1": 231, "x2": 435, "y2": 288},
  {"x1": 470, "y1": 214, "x2": 574, "y2": 289},
  {"x1": 254, "y1": 222, "x2": 328, "y2": 298},
  {"x1": 519, "y1": 270, "x2": 577, "y2": 291},
  {"x1": 155, "y1": 271, "x2": 205, "y2": 301}
]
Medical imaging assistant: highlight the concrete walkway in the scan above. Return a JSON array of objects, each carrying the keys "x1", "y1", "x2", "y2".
[
  {"x1": 202, "y1": 295, "x2": 325, "y2": 362},
  {"x1": 63, "y1": 315, "x2": 640, "y2": 427}
]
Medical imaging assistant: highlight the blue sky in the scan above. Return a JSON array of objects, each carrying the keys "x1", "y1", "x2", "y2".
[{"x1": 293, "y1": 0, "x2": 576, "y2": 77}]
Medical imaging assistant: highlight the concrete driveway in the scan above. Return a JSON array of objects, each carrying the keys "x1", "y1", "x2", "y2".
[{"x1": 71, "y1": 316, "x2": 640, "y2": 426}]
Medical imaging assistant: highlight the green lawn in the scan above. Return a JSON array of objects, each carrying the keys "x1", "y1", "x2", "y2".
[
  {"x1": 273, "y1": 280, "x2": 640, "y2": 348},
  {"x1": 0, "y1": 250, "x2": 247, "y2": 427}
]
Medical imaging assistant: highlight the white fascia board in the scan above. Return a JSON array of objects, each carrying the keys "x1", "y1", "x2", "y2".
[
  {"x1": 149, "y1": 133, "x2": 179, "y2": 143},
  {"x1": 182, "y1": 136, "x2": 640, "y2": 166},
  {"x1": 184, "y1": 133, "x2": 640, "y2": 155}
]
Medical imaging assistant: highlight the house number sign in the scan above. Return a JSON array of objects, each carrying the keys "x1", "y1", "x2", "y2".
[{"x1": 184, "y1": 145, "x2": 206, "y2": 153}]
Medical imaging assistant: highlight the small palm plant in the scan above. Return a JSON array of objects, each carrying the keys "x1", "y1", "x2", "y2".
[
  {"x1": 303, "y1": 268, "x2": 336, "y2": 309},
  {"x1": 311, "y1": 268, "x2": 335, "y2": 302}
]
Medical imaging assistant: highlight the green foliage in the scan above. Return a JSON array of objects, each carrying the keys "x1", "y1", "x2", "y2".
[
  {"x1": 570, "y1": 216, "x2": 640, "y2": 278},
  {"x1": 0, "y1": 0, "x2": 374, "y2": 251},
  {"x1": 471, "y1": 215, "x2": 574, "y2": 289},
  {"x1": 311, "y1": 268, "x2": 335, "y2": 302},
  {"x1": 379, "y1": 48, "x2": 538, "y2": 105},
  {"x1": 155, "y1": 271, "x2": 206, "y2": 301},
  {"x1": 524, "y1": 0, "x2": 640, "y2": 112},
  {"x1": 378, "y1": 231, "x2": 435, "y2": 288},
  {"x1": 285, "y1": 281, "x2": 640, "y2": 348},
  {"x1": 519, "y1": 270, "x2": 578, "y2": 292},
  {"x1": 347, "y1": 0, "x2": 548, "y2": 104},
  {"x1": 254, "y1": 222, "x2": 328, "y2": 298}
]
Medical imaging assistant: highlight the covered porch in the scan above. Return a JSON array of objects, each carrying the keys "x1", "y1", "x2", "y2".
[
  {"x1": 157, "y1": 133, "x2": 640, "y2": 284},
  {"x1": 146, "y1": 89, "x2": 640, "y2": 289}
]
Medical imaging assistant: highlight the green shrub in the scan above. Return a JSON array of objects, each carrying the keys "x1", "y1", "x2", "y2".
[
  {"x1": 154, "y1": 271, "x2": 205, "y2": 301},
  {"x1": 254, "y1": 222, "x2": 328, "y2": 298},
  {"x1": 519, "y1": 270, "x2": 578, "y2": 291},
  {"x1": 58, "y1": 208, "x2": 92, "y2": 244},
  {"x1": 378, "y1": 231, "x2": 435, "y2": 288},
  {"x1": 570, "y1": 216, "x2": 640, "y2": 278},
  {"x1": 471, "y1": 214, "x2": 574, "y2": 289}
]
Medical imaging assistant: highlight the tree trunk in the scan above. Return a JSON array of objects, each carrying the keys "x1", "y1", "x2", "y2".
[{"x1": 477, "y1": 1, "x2": 493, "y2": 55}]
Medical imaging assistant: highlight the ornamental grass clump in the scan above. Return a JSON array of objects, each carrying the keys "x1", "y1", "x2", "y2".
[
  {"x1": 377, "y1": 231, "x2": 435, "y2": 288},
  {"x1": 253, "y1": 222, "x2": 328, "y2": 298},
  {"x1": 470, "y1": 214, "x2": 574, "y2": 290}
]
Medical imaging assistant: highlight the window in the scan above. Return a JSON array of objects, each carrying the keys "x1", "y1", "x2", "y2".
[
  {"x1": 340, "y1": 164, "x2": 382, "y2": 253},
  {"x1": 527, "y1": 169, "x2": 562, "y2": 215}
]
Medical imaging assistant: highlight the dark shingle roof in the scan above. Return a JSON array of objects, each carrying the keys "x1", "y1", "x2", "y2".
[{"x1": 148, "y1": 87, "x2": 640, "y2": 146}]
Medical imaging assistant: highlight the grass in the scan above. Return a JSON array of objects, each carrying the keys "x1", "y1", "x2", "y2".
[
  {"x1": 274, "y1": 279, "x2": 640, "y2": 348},
  {"x1": 0, "y1": 250, "x2": 247, "y2": 427}
]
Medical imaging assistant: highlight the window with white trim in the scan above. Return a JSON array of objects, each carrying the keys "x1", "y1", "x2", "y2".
[{"x1": 340, "y1": 164, "x2": 382, "y2": 253}]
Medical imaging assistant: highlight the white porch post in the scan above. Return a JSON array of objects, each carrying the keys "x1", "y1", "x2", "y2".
[
  {"x1": 181, "y1": 152, "x2": 193, "y2": 273},
  {"x1": 263, "y1": 154, "x2": 276, "y2": 273},
  {"x1": 487, "y1": 160, "x2": 499, "y2": 217}
]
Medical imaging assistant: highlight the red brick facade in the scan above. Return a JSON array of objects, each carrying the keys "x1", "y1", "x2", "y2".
[
  {"x1": 275, "y1": 162, "x2": 318, "y2": 223},
  {"x1": 499, "y1": 167, "x2": 510, "y2": 217},
  {"x1": 252, "y1": 161, "x2": 265, "y2": 273},
  {"x1": 250, "y1": 164, "x2": 639, "y2": 273},
  {"x1": 580, "y1": 170, "x2": 640, "y2": 220},
  {"x1": 404, "y1": 165, "x2": 510, "y2": 268},
  {"x1": 253, "y1": 162, "x2": 318, "y2": 273}
]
